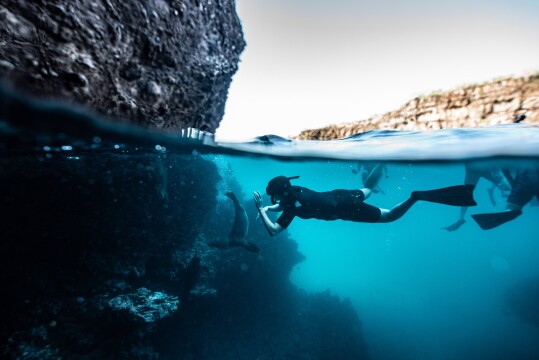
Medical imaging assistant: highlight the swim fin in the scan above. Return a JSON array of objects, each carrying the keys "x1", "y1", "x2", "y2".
[
  {"x1": 412, "y1": 184, "x2": 477, "y2": 207},
  {"x1": 471, "y1": 210, "x2": 522, "y2": 230}
]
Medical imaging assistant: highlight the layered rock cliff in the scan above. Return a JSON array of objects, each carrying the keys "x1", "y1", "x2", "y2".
[
  {"x1": 0, "y1": 0, "x2": 244, "y2": 133},
  {"x1": 297, "y1": 75, "x2": 539, "y2": 140}
]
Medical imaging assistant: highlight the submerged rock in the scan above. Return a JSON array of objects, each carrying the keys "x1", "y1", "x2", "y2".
[
  {"x1": 0, "y1": 96, "x2": 366, "y2": 358},
  {"x1": 505, "y1": 276, "x2": 539, "y2": 327},
  {"x1": 108, "y1": 288, "x2": 179, "y2": 323}
]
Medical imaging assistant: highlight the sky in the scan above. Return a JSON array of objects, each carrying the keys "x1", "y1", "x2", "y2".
[{"x1": 215, "y1": 0, "x2": 539, "y2": 141}]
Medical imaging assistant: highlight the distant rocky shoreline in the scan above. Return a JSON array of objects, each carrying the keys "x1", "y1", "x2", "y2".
[{"x1": 296, "y1": 75, "x2": 539, "y2": 140}]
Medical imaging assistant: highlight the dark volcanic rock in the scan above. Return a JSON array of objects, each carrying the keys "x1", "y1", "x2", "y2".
[
  {"x1": 0, "y1": 0, "x2": 245, "y2": 133},
  {"x1": 0, "y1": 93, "x2": 366, "y2": 359},
  {"x1": 0, "y1": 147, "x2": 367, "y2": 359}
]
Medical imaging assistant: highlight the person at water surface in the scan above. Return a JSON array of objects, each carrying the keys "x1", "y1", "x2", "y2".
[
  {"x1": 443, "y1": 162, "x2": 512, "y2": 231},
  {"x1": 253, "y1": 164, "x2": 477, "y2": 235},
  {"x1": 472, "y1": 163, "x2": 539, "y2": 230}
]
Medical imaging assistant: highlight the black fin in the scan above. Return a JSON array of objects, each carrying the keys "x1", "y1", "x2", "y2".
[
  {"x1": 180, "y1": 256, "x2": 202, "y2": 300},
  {"x1": 471, "y1": 210, "x2": 522, "y2": 230},
  {"x1": 412, "y1": 185, "x2": 476, "y2": 206}
]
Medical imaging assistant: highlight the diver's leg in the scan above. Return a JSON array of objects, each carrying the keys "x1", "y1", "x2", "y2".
[
  {"x1": 506, "y1": 202, "x2": 523, "y2": 211},
  {"x1": 471, "y1": 168, "x2": 532, "y2": 230},
  {"x1": 442, "y1": 164, "x2": 480, "y2": 230},
  {"x1": 360, "y1": 163, "x2": 385, "y2": 200},
  {"x1": 377, "y1": 197, "x2": 417, "y2": 223},
  {"x1": 487, "y1": 184, "x2": 497, "y2": 207},
  {"x1": 364, "y1": 163, "x2": 385, "y2": 189},
  {"x1": 360, "y1": 188, "x2": 373, "y2": 199}
]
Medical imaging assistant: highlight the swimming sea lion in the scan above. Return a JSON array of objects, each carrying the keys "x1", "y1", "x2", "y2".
[
  {"x1": 180, "y1": 256, "x2": 201, "y2": 301},
  {"x1": 209, "y1": 191, "x2": 260, "y2": 253}
]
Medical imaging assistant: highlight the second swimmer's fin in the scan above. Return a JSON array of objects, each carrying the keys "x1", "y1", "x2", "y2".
[
  {"x1": 412, "y1": 185, "x2": 477, "y2": 207},
  {"x1": 471, "y1": 210, "x2": 522, "y2": 230}
]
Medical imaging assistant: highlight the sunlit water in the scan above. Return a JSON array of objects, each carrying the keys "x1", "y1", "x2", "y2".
[
  {"x1": 224, "y1": 155, "x2": 539, "y2": 360},
  {"x1": 1, "y1": 89, "x2": 539, "y2": 359}
]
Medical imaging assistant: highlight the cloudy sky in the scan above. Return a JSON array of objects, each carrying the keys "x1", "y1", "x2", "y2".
[{"x1": 216, "y1": 0, "x2": 539, "y2": 141}]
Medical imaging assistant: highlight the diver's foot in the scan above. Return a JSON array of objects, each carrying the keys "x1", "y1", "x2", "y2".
[{"x1": 442, "y1": 219, "x2": 466, "y2": 231}]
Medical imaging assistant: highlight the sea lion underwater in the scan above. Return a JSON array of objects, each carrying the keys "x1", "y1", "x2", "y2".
[
  {"x1": 209, "y1": 191, "x2": 260, "y2": 253},
  {"x1": 180, "y1": 256, "x2": 202, "y2": 301}
]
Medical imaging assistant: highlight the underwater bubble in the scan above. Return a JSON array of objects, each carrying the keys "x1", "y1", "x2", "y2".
[
  {"x1": 155, "y1": 145, "x2": 162, "y2": 151},
  {"x1": 240, "y1": 263, "x2": 249, "y2": 272},
  {"x1": 192, "y1": 150, "x2": 199, "y2": 156},
  {"x1": 43, "y1": 146, "x2": 51, "y2": 152},
  {"x1": 114, "y1": 144, "x2": 120, "y2": 149},
  {"x1": 92, "y1": 136, "x2": 102, "y2": 144},
  {"x1": 61, "y1": 145, "x2": 73, "y2": 151},
  {"x1": 490, "y1": 256, "x2": 510, "y2": 273}
]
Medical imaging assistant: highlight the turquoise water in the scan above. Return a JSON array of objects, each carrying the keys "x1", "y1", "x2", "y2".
[
  {"x1": 218, "y1": 158, "x2": 539, "y2": 359},
  {"x1": 222, "y1": 155, "x2": 539, "y2": 360}
]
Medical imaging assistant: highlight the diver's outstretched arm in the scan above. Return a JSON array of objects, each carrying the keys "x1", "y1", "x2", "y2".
[
  {"x1": 264, "y1": 203, "x2": 284, "y2": 212},
  {"x1": 253, "y1": 191, "x2": 285, "y2": 236}
]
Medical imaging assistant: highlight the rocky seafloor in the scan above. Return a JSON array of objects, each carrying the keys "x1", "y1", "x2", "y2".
[{"x1": 0, "y1": 90, "x2": 367, "y2": 359}]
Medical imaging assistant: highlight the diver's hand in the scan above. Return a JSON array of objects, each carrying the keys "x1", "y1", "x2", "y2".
[
  {"x1": 442, "y1": 219, "x2": 465, "y2": 232},
  {"x1": 253, "y1": 191, "x2": 263, "y2": 210}
]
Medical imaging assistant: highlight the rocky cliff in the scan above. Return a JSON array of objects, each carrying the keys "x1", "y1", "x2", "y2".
[
  {"x1": 0, "y1": 90, "x2": 367, "y2": 359},
  {"x1": 297, "y1": 75, "x2": 539, "y2": 140},
  {"x1": 0, "y1": 0, "x2": 244, "y2": 133}
]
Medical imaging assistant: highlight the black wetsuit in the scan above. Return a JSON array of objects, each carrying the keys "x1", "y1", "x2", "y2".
[
  {"x1": 507, "y1": 166, "x2": 539, "y2": 207},
  {"x1": 276, "y1": 186, "x2": 381, "y2": 228}
]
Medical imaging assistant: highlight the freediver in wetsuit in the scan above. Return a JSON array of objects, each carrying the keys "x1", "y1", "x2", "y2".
[
  {"x1": 253, "y1": 164, "x2": 477, "y2": 236},
  {"x1": 443, "y1": 162, "x2": 512, "y2": 231},
  {"x1": 472, "y1": 163, "x2": 539, "y2": 230},
  {"x1": 352, "y1": 162, "x2": 388, "y2": 194}
]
